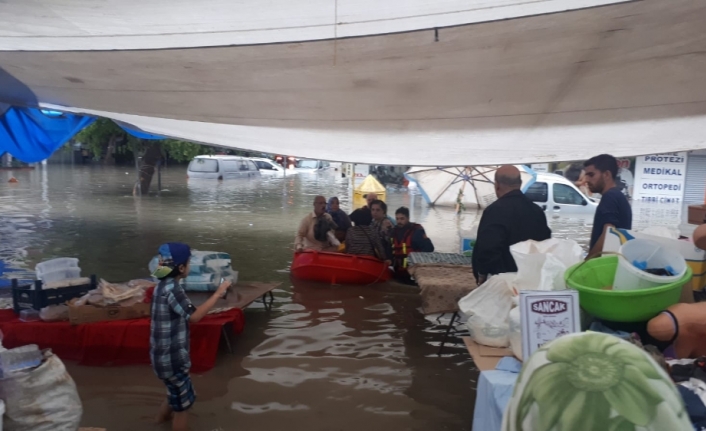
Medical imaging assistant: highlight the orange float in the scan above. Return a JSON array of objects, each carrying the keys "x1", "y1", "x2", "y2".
[{"x1": 291, "y1": 250, "x2": 391, "y2": 285}]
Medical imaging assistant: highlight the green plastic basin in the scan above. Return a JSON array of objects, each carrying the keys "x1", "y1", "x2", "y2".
[{"x1": 564, "y1": 256, "x2": 692, "y2": 322}]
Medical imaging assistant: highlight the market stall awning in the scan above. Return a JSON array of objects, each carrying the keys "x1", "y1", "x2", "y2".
[{"x1": 1, "y1": 0, "x2": 705, "y2": 165}]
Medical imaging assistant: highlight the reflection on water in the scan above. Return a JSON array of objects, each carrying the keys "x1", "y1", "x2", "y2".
[{"x1": 0, "y1": 165, "x2": 682, "y2": 430}]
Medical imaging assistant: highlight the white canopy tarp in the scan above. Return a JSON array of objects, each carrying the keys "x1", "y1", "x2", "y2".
[{"x1": 1, "y1": 0, "x2": 705, "y2": 165}]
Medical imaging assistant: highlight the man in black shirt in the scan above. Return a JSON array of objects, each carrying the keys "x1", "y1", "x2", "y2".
[
  {"x1": 472, "y1": 165, "x2": 552, "y2": 284},
  {"x1": 584, "y1": 154, "x2": 632, "y2": 258}
]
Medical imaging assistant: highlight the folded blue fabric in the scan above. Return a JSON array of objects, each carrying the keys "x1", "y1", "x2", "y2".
[
  {"x1": 589, "y1": 321, "x2": 632, "y2": 341},
  {"x1": 495, "y1": 356, "x2": 522, "y2": 373}
]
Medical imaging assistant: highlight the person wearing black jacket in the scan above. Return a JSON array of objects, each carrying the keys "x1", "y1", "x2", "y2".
[
  {"x1": 472, "y1": 165, "x2": 551, "y2": 284},
  {"x1": 391, "y1": 206, "x2": 434, "y2": 283}
]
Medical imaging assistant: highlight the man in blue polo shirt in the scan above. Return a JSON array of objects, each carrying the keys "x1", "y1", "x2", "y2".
[{"x1": 584, "y1": 154, "x2": 632, "y2": 258}]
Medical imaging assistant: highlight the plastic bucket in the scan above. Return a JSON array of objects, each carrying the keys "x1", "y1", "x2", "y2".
[
  {"x1": 565, "y1": 256, "x2": 691, "y2": 322},
  {"x1": 614, "y1": 239, "x2": 687, "y2": 291}
]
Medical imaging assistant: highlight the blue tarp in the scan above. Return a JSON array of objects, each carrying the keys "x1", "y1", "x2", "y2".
[
  {"x1": 0, "y1": 107, "x2": 95, "y2": 163},
  {"x1": 0, "y1": 107, "x2": 166, "y2": 163},
  {"x1": 117, "y1": 122, "x2": 165, "y2": 140}
]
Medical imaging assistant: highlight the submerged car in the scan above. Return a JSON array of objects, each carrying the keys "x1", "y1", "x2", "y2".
[
  {"x1": 525, "y1": 173, "x2": 598, "y2": 215},
  {"x1": 186, "y1": 155, "x2": 262, "y2": 180},
  {"x1": 294, "y1": 159, "x2": 341, "y2": 173},
  {"x1": 249, "y1": 157, "x2": 298, "y2": 176}
]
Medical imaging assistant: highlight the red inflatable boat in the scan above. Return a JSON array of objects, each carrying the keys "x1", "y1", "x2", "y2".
[{"x1": 291, "y1": 250, "x2": 392, "y2": 284}]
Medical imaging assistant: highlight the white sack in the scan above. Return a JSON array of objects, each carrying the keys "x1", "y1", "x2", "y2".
[
  {"x1": 0, "y1": 353, "x2": 82, "y2": 431},
  {"x1": 458, "y1": 273, "x2": 516, "y2": 348},
  {"x1": 508, "y1": 306, "x2": 522, "y2": 361},
  {"x1": 510, "y1": 239, "x2": 582, "y2": 292}
]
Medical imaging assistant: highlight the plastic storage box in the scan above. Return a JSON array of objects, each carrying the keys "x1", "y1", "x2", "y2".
[
  {"x1": 35, "y1": 258, "x2": 79, "y2": 277},
  {"x1": 11, "y1": 275, "x2": 97, "y2": 313}
]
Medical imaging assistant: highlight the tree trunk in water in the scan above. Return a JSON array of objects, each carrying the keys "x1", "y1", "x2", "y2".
[
  {"x1": 136, "y1": 142, "x2": 162, "y2": 195},
  {"x1": 103, "y1": 134, "x2": 117, "y2": 165}
]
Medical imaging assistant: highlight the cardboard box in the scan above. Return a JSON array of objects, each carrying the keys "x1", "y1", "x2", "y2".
[
  {"x1": 603, "y1": 227, "x2": 705, "y2": 296},
  {"x1": 68, "y1": 300, "x2": 151, "y2": 325},
  {"x1": 462, "y1": 337, "x2": 513, "y2": 371},
  {"x1": 688, "y1": 204, "x2": 706, "y2": 225}
]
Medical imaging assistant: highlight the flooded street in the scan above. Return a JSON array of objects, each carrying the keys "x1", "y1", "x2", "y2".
[{"x1": 0, "y1": 165, "x2": 668, "y2": 430}]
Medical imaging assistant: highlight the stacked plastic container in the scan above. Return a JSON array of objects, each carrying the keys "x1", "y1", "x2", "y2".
[
  {"x1": 149, "y1": 250, "x2": 237, "y2": 292},
  {"x1": 35, "y1": 258, "x2": 81, "y2": 284}
]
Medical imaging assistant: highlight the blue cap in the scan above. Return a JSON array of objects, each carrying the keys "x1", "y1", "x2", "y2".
[{"x1": 152, "y1": 242, "x2": 191, "y2": 278}]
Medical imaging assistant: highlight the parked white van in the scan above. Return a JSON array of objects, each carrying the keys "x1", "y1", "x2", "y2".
[
  {"x1": 187, "y1": 155, "x2": 262, "y2": 180},
  {"x1": 525, "y1": 173, "x2": 598, "y2": 215}
]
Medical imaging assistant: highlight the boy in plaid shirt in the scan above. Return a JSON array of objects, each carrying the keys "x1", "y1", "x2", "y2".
[{"x1": 150, "y1": 242, "x2": 230, "y2": 431}]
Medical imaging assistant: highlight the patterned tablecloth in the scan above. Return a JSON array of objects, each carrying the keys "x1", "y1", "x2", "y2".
[
  {"x1": 408, "y1": 252, "x2": 473, "y2": 267},
  {"x1": 409, "y1": 262, "x2": 477, "y2": 315}
]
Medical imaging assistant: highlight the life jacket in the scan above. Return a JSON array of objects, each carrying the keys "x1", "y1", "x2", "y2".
[{"x1": 391, "y1": 223, "x2": 422, "y2": 274}]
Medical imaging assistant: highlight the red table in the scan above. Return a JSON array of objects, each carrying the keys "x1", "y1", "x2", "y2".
[{"x1": 0, "y1": 308, "x2": 244, "y2": 373}]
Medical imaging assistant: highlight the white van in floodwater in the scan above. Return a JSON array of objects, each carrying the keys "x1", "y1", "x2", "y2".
[
  {"x1": 294, "y1": 159, "x2": 342, "y2": 173},
  {"x1": 187, "y1": 155, "x2": 262, "y2": 180},
  {"x1": 525, "y1": 173, "x2": 598, "y2": 215}
]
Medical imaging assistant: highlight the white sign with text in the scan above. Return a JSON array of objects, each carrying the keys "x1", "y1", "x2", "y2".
[
  {"x1": 520, "y1": 290, "x2": 581, "y2": 360},
  {"x1": 633, "y1": 152, "x2": 687, "y2": 203}
]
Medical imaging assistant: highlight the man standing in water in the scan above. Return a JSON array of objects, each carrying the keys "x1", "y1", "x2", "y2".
[
  {"x1": 584, "y1": 154, "x2": 632, "y2": 258},
  {"x1": 295, "y1": 195, "x2": 339, "y2": 252},
  {"x1": 472, "y1": 165, "x2": 551, "y2": 284}
]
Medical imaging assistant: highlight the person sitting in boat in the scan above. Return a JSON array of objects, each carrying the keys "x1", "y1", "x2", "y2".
[
  {"x1": 295, "y1": 195, "x2": 340, "y2": 252},
  {"x1": 364, "y1": 192, "x2": 377, "y2": 210},
  {"x1": 326, "y1": 196, "x2": 351, "y2": 243},
  {"x1": 391, "y1": 206, "x2": 434, "y2": 283},
  {"x1": 370, "y1": 200, "x2": 394, "y2": 247},
  {"x1": 352, "y1": 193, "x2": 396, "y2": 227},
  {"x1": 345, "y1": 209, "x2": 389, "y2": 264}
]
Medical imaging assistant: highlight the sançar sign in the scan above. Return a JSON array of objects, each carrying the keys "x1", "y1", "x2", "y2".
[
  {"x1": 531, "y1": 299, "x2": 568, "y2": 314},
  {"x1": 633, "y1": 152, "x2": 687, "y2": 203}
]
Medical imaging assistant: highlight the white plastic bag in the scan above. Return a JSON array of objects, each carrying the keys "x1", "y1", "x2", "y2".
[
  {"x1": 458, "y1": 273, "x2": 516, "y2": 348},
  {"x1": 0, "y1": 352, "x2": 83, "y2": 431},
  {"x1": 508, "y1": 306, "x2": 522, "y2": 360},
  {"x1": 640, "y1": 226, "x2": 679, "y2": 239},
  {"x1": 510, "y1": 239, "x2": 582, "y2": 292},
  {"x1": 39, "y1": 305, "x2": 69, "y2": 322}
]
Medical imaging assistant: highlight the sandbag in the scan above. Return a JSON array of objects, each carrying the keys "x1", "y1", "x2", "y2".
[
  {"x1": 458, "y1": 273, "x2": 515, "y2": 348},
  {"x1": 510, "y1": 239, "x2": 582, "y2": 292},
  {"x1": 0, "y1": 353, "x2": 82, "y2": 431}
]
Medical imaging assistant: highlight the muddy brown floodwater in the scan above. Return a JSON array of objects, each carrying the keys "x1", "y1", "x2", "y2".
[{"x1": 0, "y1": 165, "x2": 605, "y2": 431}]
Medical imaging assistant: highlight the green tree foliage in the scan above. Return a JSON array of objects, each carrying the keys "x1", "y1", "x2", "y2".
[
  {"x1": 74, "y1": 118, "x2": 216, "y2": 162},
  {"x1": 74, "y1": 118, "x2": 123, "y2": 157},
  {"x1": 162, "y1": 139, "x2": 215, "y2": 162}
]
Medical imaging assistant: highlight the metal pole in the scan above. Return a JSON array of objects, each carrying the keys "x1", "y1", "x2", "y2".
[
  {"x1": 157, "y1": 159, "x2": 162, "y2": 196},
  {"x1": 134, "y1": 153, "x2": 141, "y2": 196}
]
